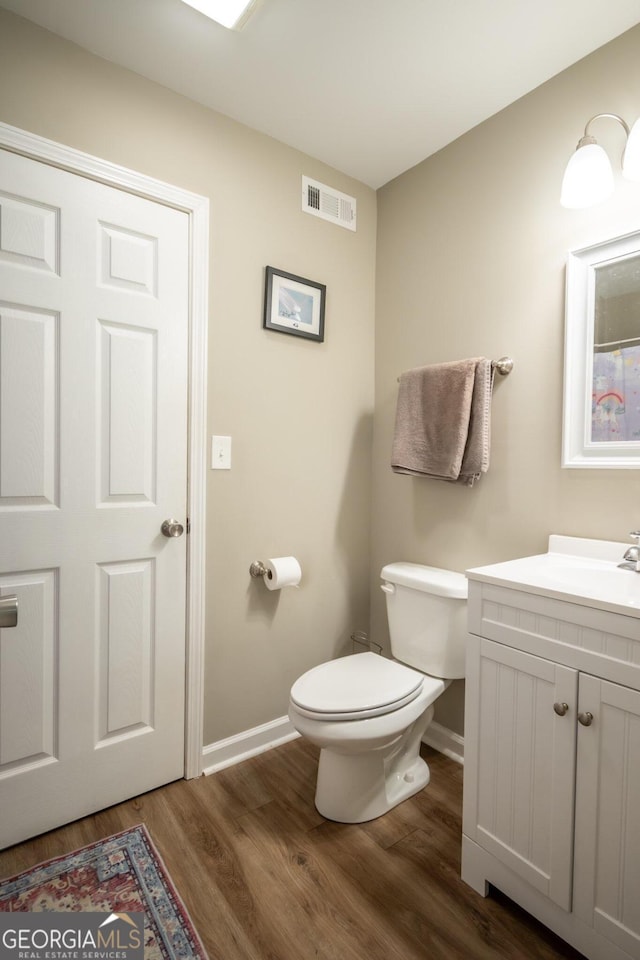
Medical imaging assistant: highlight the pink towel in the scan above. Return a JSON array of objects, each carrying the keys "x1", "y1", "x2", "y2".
[{"x1": 391, "y1": 358, "x2": 494, "y2": 486}]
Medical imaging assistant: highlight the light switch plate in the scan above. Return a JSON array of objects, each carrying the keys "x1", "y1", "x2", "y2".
[{"x1": 211, "y1": 435, "x2": 232, "y2": 469}]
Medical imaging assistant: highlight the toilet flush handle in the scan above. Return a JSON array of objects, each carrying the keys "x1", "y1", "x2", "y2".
[{"x1": 380, "y1": 583, "x2": 395, "y2": 595}]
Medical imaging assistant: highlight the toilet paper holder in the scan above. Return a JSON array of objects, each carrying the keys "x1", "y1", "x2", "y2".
[
  {"x1": 249, "y1": 556, "x2": 302, "y2": 590},
  {"x1": 249, "y1": 560, "x2": 271, "y2": 580}
]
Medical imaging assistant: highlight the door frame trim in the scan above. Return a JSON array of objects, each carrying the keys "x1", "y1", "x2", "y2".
[{"x1": 0, "y1": 121, "x2": 209, "y2": 779}]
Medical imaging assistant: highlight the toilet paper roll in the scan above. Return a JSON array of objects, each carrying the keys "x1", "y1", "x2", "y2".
[{"x1": 264, "y1": 556, "x2": 302, "y2": 591}]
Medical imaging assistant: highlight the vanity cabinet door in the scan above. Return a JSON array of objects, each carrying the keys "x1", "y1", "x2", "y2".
[
  {"x1": 463, "y1": 637, "x2": 578, "y2": 910},
  {"x1": 573, "y1": 676, "x2": 640, "y2": 959}
]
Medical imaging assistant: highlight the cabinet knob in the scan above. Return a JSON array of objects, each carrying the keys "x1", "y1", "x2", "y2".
[
  {"x1": 578, "y1": 711, "x2": 594, "y2": 727},
  {"x1": 553, "y1": 701, "x2": 569, "y2": 716}
]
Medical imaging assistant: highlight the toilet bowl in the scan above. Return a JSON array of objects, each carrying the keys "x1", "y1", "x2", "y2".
[
  {"x1": 289, "y1": 652, "x2": 446, "y2": 822},
  {"x1": 288, "y1": 563, "x2": 467, "y2": 823}
]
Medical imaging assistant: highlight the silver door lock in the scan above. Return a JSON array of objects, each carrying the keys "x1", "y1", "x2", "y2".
[
  {"x1": 161, "y1": 519, "x2": 184, "y2": 538},
  {"x1": 0, "y1": 595, "x2": 18, "y2": 628}
]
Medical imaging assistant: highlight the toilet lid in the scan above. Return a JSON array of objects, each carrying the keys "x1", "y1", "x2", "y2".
[{"x1": 290, "y1": 652, "x2": 424, "y2": 720}]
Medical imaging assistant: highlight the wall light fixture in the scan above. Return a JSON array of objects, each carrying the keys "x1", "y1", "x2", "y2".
[{"x1": 560, "y1": 113, "x2": 640, "y2": 209}]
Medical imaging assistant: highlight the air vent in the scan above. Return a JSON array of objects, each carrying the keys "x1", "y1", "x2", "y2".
[{"x1": 302, "y1": 176, "x2": 356, "y2": 231}]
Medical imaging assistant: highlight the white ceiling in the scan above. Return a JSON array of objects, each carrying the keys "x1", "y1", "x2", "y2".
[{"x1": 2, "y1": 0, "x2": 640, "y2": 188}]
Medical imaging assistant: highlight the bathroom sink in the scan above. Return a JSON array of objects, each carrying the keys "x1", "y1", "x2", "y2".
[{"x1": 466, "y1": 535, "x2": 640, "y2": 618}]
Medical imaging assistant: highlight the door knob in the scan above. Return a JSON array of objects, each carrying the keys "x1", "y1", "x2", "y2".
[
  {"x1": 553, "y1": 702, "x2": 569, "y2": 716},
  {"x1": 0, "y1": 594, "x2": 18, "y2": 628},
  {"x1": 161, "y1": 519, "x2": 184, "y2": 538},
  {"x1": 578, "y1": 711, "x2": 594, "y2": 727}
]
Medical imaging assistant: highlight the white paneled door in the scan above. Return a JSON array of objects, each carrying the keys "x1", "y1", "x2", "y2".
[{"x1": 0, "y1": 149, "x2": 189, "y2": 848}]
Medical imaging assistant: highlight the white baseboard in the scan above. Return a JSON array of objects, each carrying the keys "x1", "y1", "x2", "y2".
[
  {"x1": 202, "y1": 715, "x2": 463, "y2": 777},
  {"x1": 202, "y1": 715, "x2": 299, "y2": 776},
  {"x1": 422, "y1": 720, "x2": 464, "y2": 765}
]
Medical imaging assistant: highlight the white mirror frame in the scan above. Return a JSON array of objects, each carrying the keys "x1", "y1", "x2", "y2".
[{"x1": 563, "y1": 230, "x2": 640, "y2": 468}]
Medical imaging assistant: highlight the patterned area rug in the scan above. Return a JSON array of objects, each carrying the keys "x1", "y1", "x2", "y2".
[{"x1": 0, "y1": 824, "x2": 208, "y2": 959}]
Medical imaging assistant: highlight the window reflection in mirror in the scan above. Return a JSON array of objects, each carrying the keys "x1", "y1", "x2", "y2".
[{"x1": 592, "y1": 255, "x2": 640, "y2": 442}]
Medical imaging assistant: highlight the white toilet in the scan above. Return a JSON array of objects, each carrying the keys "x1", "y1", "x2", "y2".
[{"x1": 288, "y1": 562, "x2": 468, "y2": 823}]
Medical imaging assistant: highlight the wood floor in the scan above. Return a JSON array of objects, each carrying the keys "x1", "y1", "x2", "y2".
[{"x1": 1, "y1": 740, "x2": 585, "y2": 960}]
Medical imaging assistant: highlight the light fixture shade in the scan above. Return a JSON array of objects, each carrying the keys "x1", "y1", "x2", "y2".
[
  {"x1": 180, "y1": 0, "x2": 259, "y2": 29},
  {"x1": 622, "y1": 118, "x2": 640, "y2": 182},
  {"x1": 560, "y1": 142, "x2": 615, "y2": 209}
]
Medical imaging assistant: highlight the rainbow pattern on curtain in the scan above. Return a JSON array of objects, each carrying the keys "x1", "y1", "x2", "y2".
[{"x1": 592, "y1": 345, "x2": 640, "y2": 441}]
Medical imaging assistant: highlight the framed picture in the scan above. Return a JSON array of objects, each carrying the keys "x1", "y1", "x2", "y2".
[{"x1": 263, "y1": 266, "x2": 326, "y2": 342}]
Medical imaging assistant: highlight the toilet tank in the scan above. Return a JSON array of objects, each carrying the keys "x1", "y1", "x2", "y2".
[{"x1": 381, "y1": 562, "x2": 468, "y2": 679}]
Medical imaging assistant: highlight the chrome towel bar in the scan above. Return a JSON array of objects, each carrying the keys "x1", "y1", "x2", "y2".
[{"x1": 396, "y1": 356, "x2": 513, "y2": 382}]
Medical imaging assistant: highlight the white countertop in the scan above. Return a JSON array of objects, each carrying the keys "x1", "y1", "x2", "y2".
[{"x1": 466, "y1": 535, "x2": 640, "y2": 619}]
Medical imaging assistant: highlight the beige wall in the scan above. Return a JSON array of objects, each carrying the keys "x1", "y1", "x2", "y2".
[
  {"x1": 4, "y1": 8, "x2": 639, "y2": 751},
  {"x1": 373, "y1": 25, "x2": 640, "y2": 735},
  {"x1": 0, "y1": 10, "x2": 376, "y2": 744}
]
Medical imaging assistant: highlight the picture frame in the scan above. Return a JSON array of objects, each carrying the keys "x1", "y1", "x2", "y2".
[{"x1": 263, "y1": 266, "x2": 326, "y2": 342}]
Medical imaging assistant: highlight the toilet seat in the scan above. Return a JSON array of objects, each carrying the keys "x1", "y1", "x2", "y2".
[{"x1": 290, "y1": 652, "x2": 434, "y2": 721}]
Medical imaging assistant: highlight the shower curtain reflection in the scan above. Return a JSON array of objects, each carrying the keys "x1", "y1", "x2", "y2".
[{"x1": 592, "y1": 343, "x2": 640, "y2": 441}]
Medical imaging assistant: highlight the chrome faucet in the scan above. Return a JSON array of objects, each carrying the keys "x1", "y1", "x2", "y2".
[{"x1": 619, "y1": 531, "x2": 640, "y2": 572}]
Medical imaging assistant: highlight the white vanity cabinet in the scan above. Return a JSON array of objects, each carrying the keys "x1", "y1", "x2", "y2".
[{"x1": 462, "y1": 564, "x2": 640, "y2": 960}]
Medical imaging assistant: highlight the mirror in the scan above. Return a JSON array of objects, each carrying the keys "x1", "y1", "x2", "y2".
[{"x1": 563, "y1": 230, "x2": 640, "y2": 467}]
